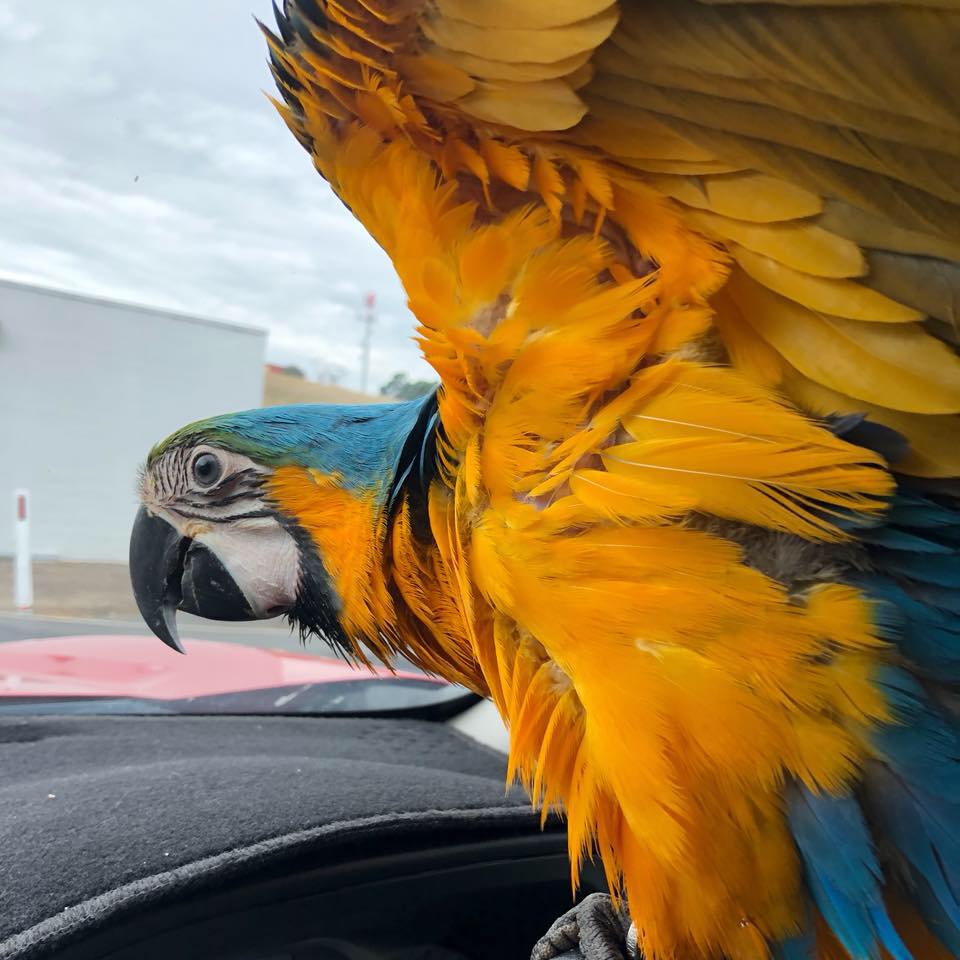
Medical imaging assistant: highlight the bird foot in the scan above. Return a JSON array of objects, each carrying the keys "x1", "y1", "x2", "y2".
[{"x1": 531, "y1": 893, "x2": 639, "y2": 960}]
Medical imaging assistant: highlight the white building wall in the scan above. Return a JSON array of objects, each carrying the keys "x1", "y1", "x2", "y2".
[{"x1": 0, "y1": 280, "x2": 267, "y2": 561}]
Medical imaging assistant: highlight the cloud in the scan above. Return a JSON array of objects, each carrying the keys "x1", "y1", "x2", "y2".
[
  {"x1": 0, "y1": 0, "x2": 435, "y2": 391},
  {"x1": 0, "y1": 3, "x2": 41, "y2": 42}
]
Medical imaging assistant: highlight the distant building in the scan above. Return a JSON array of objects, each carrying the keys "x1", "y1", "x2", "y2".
[{"x1": 0, "y1": 279, "x2": 266, "y2": 562}]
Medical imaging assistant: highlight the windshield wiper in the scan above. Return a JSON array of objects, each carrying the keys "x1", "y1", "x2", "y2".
[{"x1": 0, "y1": 679, "x2": 480, "y2": 720}]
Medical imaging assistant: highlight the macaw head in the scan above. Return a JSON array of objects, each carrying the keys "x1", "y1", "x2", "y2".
[{"x1": 129, "y1": 394, "x2": 438, "y2": 655}]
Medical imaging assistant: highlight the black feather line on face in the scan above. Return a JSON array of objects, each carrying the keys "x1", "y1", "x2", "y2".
[
  {"x1": 277, "y1": 515, "x2": 355, "y2": 660},
  {"x1": 167, "y1": 508, "x2": 275, "y2": 524},
  {"x1": 178, "y1": 487, "x2": 263, "y2": 510}
]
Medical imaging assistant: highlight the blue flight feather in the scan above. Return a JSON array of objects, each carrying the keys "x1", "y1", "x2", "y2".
[
  {"x1": 856, "y1": 577, "x2": 960, "y2": 677},
  {"x1": 903, "y1": 583, "x2": 960, "y2": 614},
  {"x1": 870, "y1": 551, "x2": 960, "y2": 590},
  {"x1": 911, "y1": 872, "x2": 960, "y2": 956},
  {"x1": 872, "y1": 668, "x2": 960, "y2": 785},
  {"x1": 773, "y1": 919, "x2": 816, "y2": 960},
  {"x1": 866, "y1": 768, "x2": 960, "y2": 935},
  {"x1": 768, "y1": 428, "x2": 957, "y2": 958},
  {"x1": 862, "y1": 669, "x2": 960, "y2": 949},
  {"x1": 787, "y1": 786, "x2": 913, "y2": 960},
  {"x1": 885, "y1": 496, "x2": 960, "y2": 530},
  {"x1": 857, "y1": 528, "x2": 954, "y2": 554}
]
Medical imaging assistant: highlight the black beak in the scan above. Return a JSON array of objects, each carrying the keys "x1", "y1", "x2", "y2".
[{"x1": 129, "y1": 507, "x2": 255, "y2": 654}]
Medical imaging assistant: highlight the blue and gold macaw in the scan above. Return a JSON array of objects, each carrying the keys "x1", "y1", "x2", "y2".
[{"x1": 130, "y1": 3, "x2": 960, "y2": 960}]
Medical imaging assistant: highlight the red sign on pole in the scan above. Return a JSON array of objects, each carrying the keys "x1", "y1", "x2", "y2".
[
  {"x1": 16, "y1": 494, "x2": 26, "y2": 522},
  {"x1": 364, "y1": 292, "x2": 376, "y2": 309}
]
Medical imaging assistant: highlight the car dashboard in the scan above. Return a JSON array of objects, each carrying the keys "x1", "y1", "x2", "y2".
[{"x1": 0, "y1": 714, "x2": 596, "y2": 959}]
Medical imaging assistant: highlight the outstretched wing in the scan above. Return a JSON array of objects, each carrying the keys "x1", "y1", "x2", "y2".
[
  {"x1": 263, "y1": 0, "x2": 960, "y2": 478},
  {"x1": 580, "y1": 1, "x2": 960, "y2": 479},
  {"x1": 261, "y1": 5, "x2": 959, "y2": 960}
]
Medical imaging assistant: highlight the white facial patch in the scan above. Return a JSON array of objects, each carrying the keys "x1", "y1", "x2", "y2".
[{"x1": 194, "y1": 517, "x2": 300, "y2": 619}]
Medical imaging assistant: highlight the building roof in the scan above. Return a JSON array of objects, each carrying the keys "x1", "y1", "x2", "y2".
[{"x1": 0, "y1": 277, "x2": 267, "y2": 339}]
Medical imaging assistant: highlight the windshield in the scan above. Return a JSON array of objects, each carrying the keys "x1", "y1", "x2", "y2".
[{"x1": 0, "y1": 1, "x2": 447, "y2": 716}]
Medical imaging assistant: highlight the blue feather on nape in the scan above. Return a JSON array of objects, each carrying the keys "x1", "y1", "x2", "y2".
[
  {"x1": 386, "y1": 390, "x2": 439, "y2": 514},
  {"x1": 787, "y1": 785, "x2": 913, "y2": 960}
]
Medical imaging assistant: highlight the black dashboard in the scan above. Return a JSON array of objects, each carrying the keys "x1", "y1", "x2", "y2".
[{"x1": 0, "y1": 715, "x2": 596, "y2": 959}]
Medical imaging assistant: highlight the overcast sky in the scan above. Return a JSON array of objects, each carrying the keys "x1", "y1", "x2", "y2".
[{"x1": 0, "y1": 0, "x2": 435, "y2": 390}]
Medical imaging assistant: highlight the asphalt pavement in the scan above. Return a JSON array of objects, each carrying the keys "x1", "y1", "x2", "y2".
[{"x1": 0, "y1": 611, "x2": 334, "y2": 654}]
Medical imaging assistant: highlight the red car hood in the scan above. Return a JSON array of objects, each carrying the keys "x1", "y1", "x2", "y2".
[{"x1": 0, "y1": 634, "x2": 426, "y2": 700}]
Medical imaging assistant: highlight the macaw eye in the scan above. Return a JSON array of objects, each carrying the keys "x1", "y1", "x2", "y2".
[{"x1": 192, "y1": 453, "x2": 223, "y2": 488}]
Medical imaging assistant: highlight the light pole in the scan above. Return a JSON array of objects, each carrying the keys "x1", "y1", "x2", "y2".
[{"x1": 360, "y1": 291, "x2": 376, "y2": 394}]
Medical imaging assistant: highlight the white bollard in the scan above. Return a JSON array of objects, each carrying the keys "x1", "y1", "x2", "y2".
[{"x1": 13, "y1": 489, "x2": 33, "y2": 613}]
